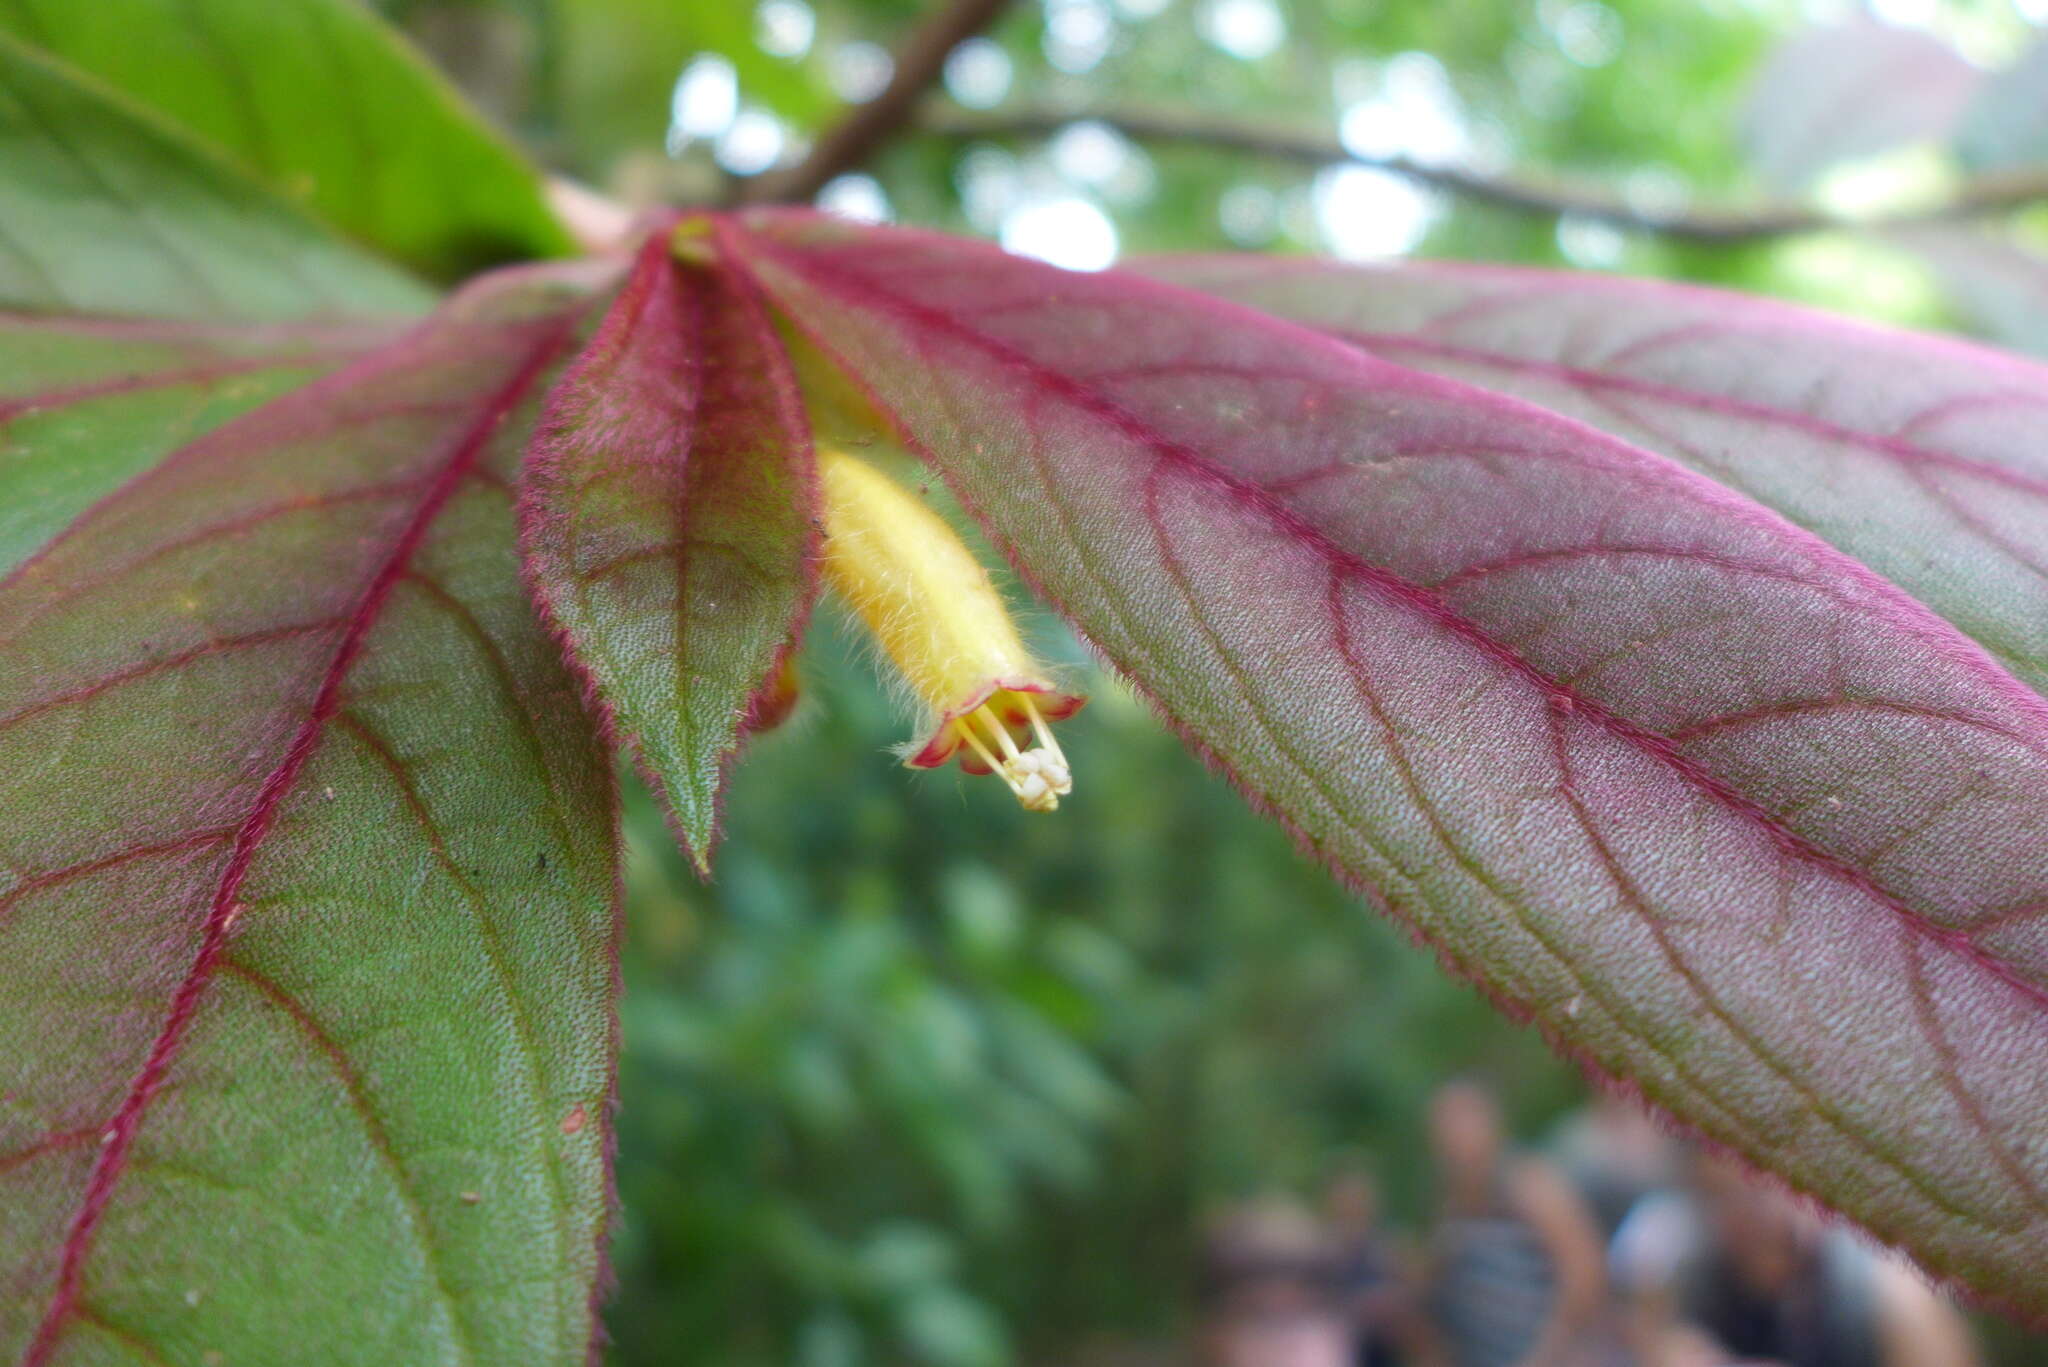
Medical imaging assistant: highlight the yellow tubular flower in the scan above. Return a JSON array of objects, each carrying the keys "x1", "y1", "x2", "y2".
[{"x1": 817, "y1": 446, "x2": 1083, "y2": 811}]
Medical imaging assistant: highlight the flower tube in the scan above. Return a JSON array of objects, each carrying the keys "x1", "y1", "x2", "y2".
[{"x1": 817, "y1": 446, "x2": 1083, "y2": 811}]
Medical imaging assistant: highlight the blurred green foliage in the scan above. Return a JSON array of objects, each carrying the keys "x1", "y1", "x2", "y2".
[
  {"x1": 377, "y1": 0, "x2": 2048, "y2": 1361},
  {"x1": 610, "y1": 607, "x2": 1581, "y2": 1366}
]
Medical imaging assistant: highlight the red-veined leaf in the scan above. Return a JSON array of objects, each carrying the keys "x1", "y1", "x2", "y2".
[
  {"x1": 1137, "y1": 254, "x2": 2048, "y2": 696},
  {"x1": 722, "y1": 211, "x2": 2048, "y2": 1315},
  {"x1": 0, "y1": 312, "x2": 400, "y2": 575},
  {"x1": 0, "y1": 263, "x2": 620, "y2": 1364},
  {"x1": 1738, "y1": 19, "x2": 1979, "y2": 189},
  {"x1": 520, "y1": 228, "x2": 816, "y2": 876}
]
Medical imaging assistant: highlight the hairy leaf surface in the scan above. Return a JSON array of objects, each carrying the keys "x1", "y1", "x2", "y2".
[
  {"x1": 726, "y1": 212, "x2": 2048, "y2": 1314},
  {"x1": 1140, "y1": 254, "x2": 2048, "y2": 697},
  {"x1": 0, "y1": 32, "x2": 430, "y2": 320},
  {"x1": 1738, "y1": 19, "x2": 1978, "y2": 189},
  {"x1": 522, "y1": 229, "x2": 816, "y2": 875},
  {"x1": 0, "y1": 266, "x2": 618, "y2": 1365},
  {"x1": 0, "y1": 0, "x2": 571, "y2": 279}
]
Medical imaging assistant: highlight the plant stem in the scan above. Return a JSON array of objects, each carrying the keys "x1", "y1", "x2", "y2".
[{"x1": 742, "y1": 0, "x2": 1020, "y2": 205}]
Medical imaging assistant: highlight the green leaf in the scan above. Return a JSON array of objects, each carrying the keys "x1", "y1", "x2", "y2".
[
  {"x1": 0, "y1": 31, "x2": 432, "y2": 320},
  {"x1": 0, "y1": 0, "x2": 573, "y2": 280},
  {"x1": 521, "y1": 227, "x2": 817, "y2": 875},
  {"x1": 0, "y1": 264, "x2": 619, "y2": 1363}
]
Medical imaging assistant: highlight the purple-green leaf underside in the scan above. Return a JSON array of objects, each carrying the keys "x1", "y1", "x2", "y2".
[
  {"x1": 1140, "y1": 254, "x2": 2048, "y2": 702},
  {"x1": 521, "y1": 228, "x2": 817, "y2": 876},
  {"x1": 0, "y1": 265, "x2": 619, "y2": 1364},
  {"x1": 724, "y1": 211, "x2": 2048, "y2": 1316}
]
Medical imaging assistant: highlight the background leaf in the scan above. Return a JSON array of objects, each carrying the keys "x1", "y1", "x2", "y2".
[
  {"x1": 1785, "y1": 27, "x2": 2048, "y2": 362},
  {"x1": 0, "y1": 265, "x2": 618, "y2": 1364},
  {"x1": 1956, "y1": 36, "x2": 2048, "y2": 173},
  {"x1": 1138, "y1": 254, "x2": 2048, "y2": 697},
  {"x1": 522, "y1": 227, "x2": 817, "y2": 875},
  {"x1": 1883, "y1": 222, "x2": 2048, "y2": 358},
  {"x1": 1737, "y1": 19, "x2": 1979, "y2": 190},
  {"x1": 0, "y1": 32, "x2": 431, "y2": 320},
  {"x1": 0, "y1": 0, "x2": 571, "y2": 280},
  {"x1": 725, "y1": 211, "x2": 2048, "y2": 1317}
]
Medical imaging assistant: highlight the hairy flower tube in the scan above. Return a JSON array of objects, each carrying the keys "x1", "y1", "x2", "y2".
[{"x1": 817, "y1": 446, "x2": 1083, "y2": 811}]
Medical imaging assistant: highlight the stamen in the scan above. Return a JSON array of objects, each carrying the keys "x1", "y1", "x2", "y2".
[
  {"x1": 974, "y1": 704, "x2": 1023, "y2": 762},
  {"x1": 1021, "y1": 695, "x2": 1064, "y2": 763},
  {"x1": 956, "y1": 717, "x2": 1008, "y2": 777},
  {"x1": 1019, "y1": 696, "x2": 1072, "y2": 797},
  {"x1": 954, "y1": 703, "x2": 1067, "y2": 812}
]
